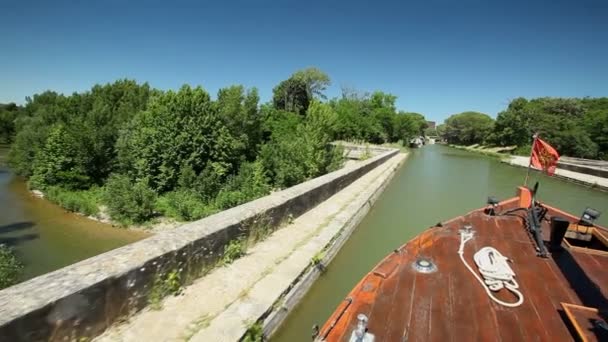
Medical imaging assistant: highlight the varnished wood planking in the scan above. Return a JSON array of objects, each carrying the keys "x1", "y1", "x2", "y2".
[
  {"x1": 562, "y1": 303, "x2": 608, "y2": 342},
  {"x1": 318, "y1": 200, "x2": 608, "y2": 342},
  {"x1": 428, "y1": 234, "x2": 460, "y2": 342},
  {"x1": 406, "y1": 230, "x2": 442, "y2": 342},
  {"x1": 383, "y1": 252, "x2": 417, "y2": 341},
  {"x1": 366, "y1": 255, "x2": 401, "y2": 337}
]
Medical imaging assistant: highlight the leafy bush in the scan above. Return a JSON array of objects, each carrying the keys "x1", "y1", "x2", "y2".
[
  {"x1": 0, "y1": 245, "x2": 23, "y2": 289},
  {"x1": 489, "y1": 97, "x2": 608, "y2": 158},
  {"x1": 214, "y1": 161, "x2": 271, "y2": 210},
  {"x1": 242, "y1": 321, "x2": 264, "y2": 342},
  {"x1": 221, "y1": 239, "x2": 245, "y2": 265},
  {"x1": 29, "y1": 125, "x2": 90, "y2": 190},
  {"x1": 512, "y1": 145, "x2": 531, "y2": 156},
  {"x1": 116, "y1": 86, "x2": 241, "y2": 193},
  {"x1": 155, "y1": 190, "x2": 217, "y2": 221},
  {"x1": 104, "y1": 174, "x2": 156, "y2": 224},
  {"x1": 260, "y1": 102, "x2": 343, "y2": 188},
  {"x1": 45, "y1": 186, "x2": 102, "y2": 216},
  {"x1": 148, "y1": 269, "x2": 182, "y2": 310}
]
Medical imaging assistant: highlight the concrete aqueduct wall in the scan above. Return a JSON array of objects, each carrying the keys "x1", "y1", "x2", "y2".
[{"x1": 0, "y1": 148, "x2": 398, "y2": 341}]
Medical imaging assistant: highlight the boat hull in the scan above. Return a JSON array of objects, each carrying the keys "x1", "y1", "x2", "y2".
[{"x1": 316, "y1": 187, "x2": 608, "y2": 341}]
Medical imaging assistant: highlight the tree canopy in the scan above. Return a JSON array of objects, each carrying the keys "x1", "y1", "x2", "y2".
[
  {"x1": 489, "y1": 97, "x2": 607, "y2": 158},
  {"x1": 330, "y1": 89, "x2": 426, "y2": 144},
  {"x1": 272, "y1": 67, "x2": 330, "y2": 115},
  {"x1": 437, "y1": 97, "x2": 608, "y2": 159},
  {"x1": 443, "y1": 111, "x2": 494, "y2": 145},
  {"x1": 9, "y1": 68, "x2": 418, "y2": 224}
]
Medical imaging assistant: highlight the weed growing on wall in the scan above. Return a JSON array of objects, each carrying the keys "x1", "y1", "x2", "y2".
[
  {"x1": 148, "y1": 269, "x2": 182, "y2": 310},
  {"x1": 220, "y1": 239, "x2": 245, "y2": 266},
  {"x1": 242, "y1": 321, "x2": 264, "y2": 342}
]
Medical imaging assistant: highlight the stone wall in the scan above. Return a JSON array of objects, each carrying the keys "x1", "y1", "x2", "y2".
[
  {"x1": 0, "y1": 149, "x2": 398, "y2": 342},
  {"x1": 333, "y1": 142, "x2": 397, "y2": 160},
  {"x1": 558, "y1": 161, "x2": 608, "y2": 178}
]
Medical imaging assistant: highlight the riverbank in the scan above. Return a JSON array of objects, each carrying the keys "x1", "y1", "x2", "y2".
[
  {"x1": 448, "y1": 144, "x2": 516, "y2": 159},
  {"x1": 448, "y1": 144, "x2": 608, "y2": 192},
  {"x1": 31, "y1": 142, "x2": 387, "y2": 234},
  {"x1": 0, "y1": 147, "x2": 400, "y2": 341},
  {"x1": 0, "y1": 167, "x2": 149, "y2": 281},
  {"x1": 505, "y1": 155, "x2": 608, "y2": 191},
  {"x1": 95, "y1": 152, "x2": 407, "y2": 342},
  {"x1": 28, "y1": 186, "x2": 184, "y2": 233}
]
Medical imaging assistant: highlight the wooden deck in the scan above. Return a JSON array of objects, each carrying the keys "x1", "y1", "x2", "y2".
[{"x1": 317, "y1": 194, "x2": 608, "y2": 341}]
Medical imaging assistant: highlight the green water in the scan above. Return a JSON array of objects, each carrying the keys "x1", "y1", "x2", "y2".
[
  {"x1": 0, "y1": 146, "x2": 148, "y2": 281},
  {"x1": 274, "y1": 144, "x2": 608, "y2": 341}
]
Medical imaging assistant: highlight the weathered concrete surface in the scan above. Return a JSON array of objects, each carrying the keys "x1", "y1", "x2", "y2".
[
  {"x1": 558, "y1": 156, "x2": 608, "y2": 178},
  {"x1": 95, "y1": 153, "x2": 407, "y2": 342},
  {"x1": 335, "y1": 142, "x2": 397, "y2": 160},
  {"x1": 262, "y1": 152, "x2": 406, "y2": 339},
  {"x1": 0, "y1": 149, "x2": 397, "y2": 342},
  {"x1": 506, "y1": 156, "x2": 608, "y2": 191}
]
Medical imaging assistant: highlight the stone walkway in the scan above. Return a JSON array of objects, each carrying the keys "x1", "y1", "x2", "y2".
[
  {"x1": 96, "y1": 153, "x2": 406, "y2": 342},
  {"x1": 506, "y1": 156, "x2": 608, "y2": 190}
]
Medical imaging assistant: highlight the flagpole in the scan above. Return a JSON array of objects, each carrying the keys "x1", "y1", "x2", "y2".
[{"x1": 523, "y1": 133, "x2": 538, "y2": 187}]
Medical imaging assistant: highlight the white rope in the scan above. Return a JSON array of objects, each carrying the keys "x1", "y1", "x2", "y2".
[{"x1": 458, "y1": 230, "x2": 524, "y2": 307}]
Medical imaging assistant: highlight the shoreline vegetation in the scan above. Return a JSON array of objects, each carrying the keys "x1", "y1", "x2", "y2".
[
  {"x1": 0, "y1": 68, "x2": 427, "y2": 233},
  {"x1": 447, "y1": 144, "x2": 518, "y2": 160},
  {"x1": 28, "y1": 140, "x2": 406, "y2": 233},
  {"x1": 439, "y1": 98, "x2": 608, "y2": 160},
  {"x1": 0, "y1": 244, "x2": 23, "y2": 290}
]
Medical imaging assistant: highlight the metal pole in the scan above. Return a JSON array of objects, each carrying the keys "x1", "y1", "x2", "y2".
[{"x1": 523, "y1": 133, "x2": 538, "y2": 187}]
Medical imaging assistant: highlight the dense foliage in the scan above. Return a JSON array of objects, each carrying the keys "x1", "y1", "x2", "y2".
[
  {"x1": 490, "y1": 97, "x2": 608, "y2": 158},
  {"x1": 0, "y1": 245, "x2": 23, "y2": 289},
  {"x1": 0, "y1": 103, "x2": 22, "y2": 143},
  {"x1": 443, "y1": 111, "x2": 494, "y2": 145},
  {"x1": 7, "y1": 68, "x2": 421, "y2": 225},
  {"x1": 330, "y1": 89, "x2": 427, "y2": 144},
  {"x1": 439, "y1": 98, "x2": 608, "y2": 159},
  {"x1": 272, "y1": 67, "x2": 330, "y2": 115},
  {"x1": 9, "y1": 80, "x2": 152, "y2": 184}
]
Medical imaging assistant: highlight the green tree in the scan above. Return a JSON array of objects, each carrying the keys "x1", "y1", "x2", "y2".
[
  {"x1": 444, "y1": 111, "x2": 494, "y2": 145},
  {"x1": 272, "y1": 67, "x2": 330, "y2": 115},
  {"x1": 331, "y1": 89, "x2": 383, "y2": 143},
  {"x1": 104, "y1": 174, "x2": 157, "y2": 224},
  {"x1": 30, "y1": 125, "x2": 89, "y2": 190},
  {"x1": 0, "y1": 103, "x2": 22, "y2": 143},
  {"x1": 272, "y1": 77, "x2": 310, "y2": 115},
  {"x1": 77, "y1": 80, "x2": 152, "y2": 183},
  {"x1": 117, "y1": 85, "x2": 240, "y2": 193},
  {"x1": 8, "y1": 92, "x2": 68, "y2": 177},
  {"x1": 292, "y1": 67, "x2": 331, "y2": 99},
  {"x1": 216, "y1": 85, "x2": 262, "y2": 160},
  {"x1": 394, "y1": 112, "x2": 427, "y2": 144},
  {"x1": 490, "y1": 97, "x2": 608, "y2": 159},
  {"x1": 260, "y1": 102, "x2": 343, "y2": 188},
  {"x1": 8, "y1": 80, "x2": 151, "y2": 185}
]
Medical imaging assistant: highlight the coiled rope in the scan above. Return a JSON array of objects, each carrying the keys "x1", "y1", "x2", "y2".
[{"x1": 458, "y1": 229, "x2": 524, "y2": 307}]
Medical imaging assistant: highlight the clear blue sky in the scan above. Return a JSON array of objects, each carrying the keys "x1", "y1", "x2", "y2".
[{"x1": 1, "y1": 0, "x2": 607, "y2": 123}]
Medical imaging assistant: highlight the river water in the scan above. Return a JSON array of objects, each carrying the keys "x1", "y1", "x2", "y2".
[
  {"x1": 274, "y1": 144, "x2": 608, "y2": 341},
  {"x1": 0, "y1": 146, "x2": 148, "y2": 281}
]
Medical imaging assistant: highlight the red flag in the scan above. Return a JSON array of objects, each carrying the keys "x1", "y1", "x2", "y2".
[{"x1": 530, "y1": 138, "x2": 560, "y2": 175}]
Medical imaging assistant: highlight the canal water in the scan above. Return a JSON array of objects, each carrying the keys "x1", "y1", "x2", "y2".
[
  {"x1": 274, "y1": 144, "x2": 608, "y2": 341},
  {"x1": 0, "y1": 146, "x2": 148, "y2": 281}
]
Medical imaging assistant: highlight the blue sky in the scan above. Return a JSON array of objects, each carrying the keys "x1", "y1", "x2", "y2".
[{"x1": 1, "y1": 0, "x2": 607, "y2": 123}]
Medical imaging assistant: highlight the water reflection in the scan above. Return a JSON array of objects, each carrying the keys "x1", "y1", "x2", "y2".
[{"x1": 0, "y1": 147, "x2": 148, "y2": 281}]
